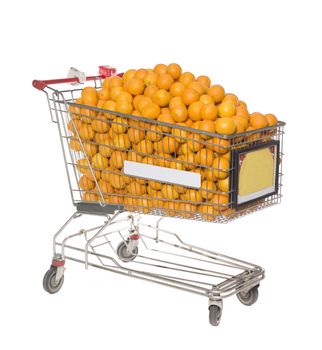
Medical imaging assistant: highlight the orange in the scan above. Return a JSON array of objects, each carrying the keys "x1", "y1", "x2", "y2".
[
  {"x1": 197, "y1": 75, "x2": 211, "y2": 89},
  {"x1": 183, "y1": 189, "x2": 202, "y2": 203},
  {"x1": 102, "y1": 79, "x2": 110, "y2": 90},
  {"x1": 113, "y1": 134, "x2": 131, "y2": 149},
  {"x1": 238, "y1": 101, "x2": 247, "y2": 109},
  {"x1": 99, "y1": 138, "x2": 113, "y2": 157},
  {"x1": 82, "y1": 192, "x2": 99, "y2": 202},
  {"x1": 116, "y1": 91, "x2": 133, "y2": 104},
  {"x1": 152, "y1": 89, "x2": 171, "y2": 107},
  {"x1": 222, "y1": 151, "x2": 230, "y2": 161},
  {"x1": 232, "y1": 115, "x2": 248, "y2": 131},
  {"x1": 81, "y1": 86, "x2": 98, "y2": 106},
  {"x1": 153, "y1": 63, "x2": 167, "y2": 75},
  {"x1": 235, "y1": 106, "x2": 249, "y2": 119},
  {"x1": 146, "y1": 125, "x2": 163, "y2": 142},
  {"x1": 187, "y1": 133, "x2": 203, "y2": 152},
  {"x1": 144, "y1": 71, "x2": 158, "y2": 86},
  {"x1": 132, "y1": 95, "x2": 144, "y2": 110},
  {"x1": 194, "y1": 149, "x2": 214, "y2": 167},
  {"x1": 199, "y1": 120, "x2": 216, "y2": 135},
  {"x1": 127, "y1": 151, "x2": 143, "y2": 163},
  {"x1": 155, "y1": 152, "x2": 172, "y2": 167},
  {"x1": 222, "y1": 93, "x2": 238, "y2": 106},
  {"x1": 171, "y1": 123, "x2": 189, "y2": 143},
  {"x1": 198, "y1": 204, "x2": 217, "y2": 220},
  {"x1": 157, "y1": 74, "x2": 174, "y2": 90},
  {"x1": 188, "y1": 101, "x2": 203, "y2": 121},
  {"x1": 174, "y1": 184, "x2": 187, "y2": 194},
  {"x1": 178, "y1": 202, "x2": 197, "y2": 218},
  {"x1": 136, "y1": 139, "x2": 154, "y2": 154},
  {"x1": 215, "y1": 117, "x2": 236, "y2": 134},
  {"x1": 127, "y1": 181, "x2": 147, "y2": 196},
  {"x1": 115, "y1": 101, "x2": 133, "y2": 114},
  {"x1": 218, "y1": 102, "x2": 236, "y2": 118},
  {"x1": 77, "y1": 158, "x2": 90, "y2": 173},
  {"x1": 79, "y1": 124, "x2": 95, "y2": 140},
  {"x1": 110, "y1": 151, "x2": 127, "y2": 169},
  {"x1": 206, "y1": 137, "x2": 230, "y2": 154},
  {"x1": 178, "y1": 152, "x2": 195, "y2": 170},
  {"x1": 110, "y1": 86, "x2": 123, "y2": 101},
  {"x1": 185, "y1": 118, "x2": 193, "y2": 127},
  {"x1": 201, "y1": 103, "x2": 218, "y2": 121},
  {"x1": 92, "y1": 118, "x2": 109, "y2": 133},
  {"x1": 98, "y1": 88, "x2": 109, "y2": 101},
  {"x1": 111, "y1": 117, "x2": 128, "y2": 134},
  {"x1": 102, "y1": 100, "x2": 117, "y2": 119},
  {"x1": 169, "y1": 160, "x2": 185, "y2": 170},
  {"x1": 182, "y1": 88, "x2": 200, "y2": 106},
  {"x1": 158, "y1": 113, "x2": 175, "y2": 132},
  {"x1": 187, "y1": 81, "x2": 205, "y2": 95},
  {"x1": 83, "y1": 142, "x2": 98, "y2": 158},
  {"x1": 128, "y1": 127, "x2": 145, "y2": 144},
  {"x1": 169, "y1": 96, "x2": 184, "y2": 110},
  {"x1": 98, "y1": 179, "x2": 114, "y2": 194},
  {"x1": 162, "y1": 136, "x2": 179, "y2": 153},
  {"x1": 79, "y1": 175, "x2": 95, "y2": 191},
  {"x1": 218, "y1": 177, "x2": 229, "y2": 193},
  {"x1": 179, "y1": 72, "x2": 195, "y2": 86},
  {"x1": 84, "y1": 168, "x2": 100, "y2": 182},
  {"x1": 207, "y1": 85, "x2": 225, "y2": 103},
  {"x1": 170, "y1": 82, "x2": 185, "y2": 96},
  {"x1": 137, "y1": 96, "x2": 152, "y2": 112},
  {"x1": 81, "y1": 107, "x2": 96, "y2": 124},
  {"x1": 68, "y1": 119, "x2": 83, "y2": 134},
  {"x1": 265, "y1": 113, "x2": 278, "y2": 126},
  {"x1": 144, "y1": 85, "x2": 158, "y2": 98},
  {"x1": 200, "y1": 180, "x2": 217, "y2": 200},
  {"x1": 161, "y1": 107, "x2": 170, "y2": 114},
  {"x1": 211, "y1": 194, "x2": 229, "y2": 212},
  {"x1": 97, "y1": 100, "x2": 105, "y2": 108},
  {"x1": 249, "y1": 112, "x2": 268, "y2": 129},
  {"x1": 199, "y1": 94, "x2": 215, "y2": 105},
  {"x1": 123, "y1": 69, "x2": 136, "y2": 83},
  {"x1": 164, "y1": 200, "x2": 180, "y2": 216},
  {"x1": 92, "y1": 153, "x2": 108, "y2": 169},
  {"x1": 69, "y1": 104, "x2": 82, "y2": 119},
  {"x1": 161, "y1": 184, "x2": 179, "y2": 200},
  {"x1": 142, "y1": 103, "x2": 160, "y2": 119},
  {"x1": 212, "y1": 157, "x2": 230, "y2": 179},
  {"x1": 166, "y1": 63, "x2": 182, "y2": 80},
  {"x1": 126, "y1": 78, "x2": 145, "y2": 95},
  {"x1": 108, "y1": 76, "x2": 123, "y2": 89},
  {"x1": 149, "y1": 180, "x2": 162, "y2": 191},
  {"x1": 170, "y1": 104, "x2": 188, "y2": 122},
  {"x1": 134, "y1": 68, "x2": 148, "y2": 81},
  {"x1": 109, "y1": 173, "x2": 126, "y2": 189}
]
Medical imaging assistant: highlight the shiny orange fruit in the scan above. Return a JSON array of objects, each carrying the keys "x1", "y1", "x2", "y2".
[
  {"x1": 170, "y1": 82, "x2": 185, "y2": 97},
  {"x1": 187, "y1": 81, "x2": 205, "y2": 95},
  {"x1": 144, "y1": 85, "x2": 158, "y2": 98},
  {"x1": 182, "y1": 88, "x2": 200, "y2": 106},
  {"x1": 170, "y1": 104, "x2": 188, "y2": 122},
  {"x1": 200, "y1": 180, "x2": 217, "y2": 200},
  {"x1": 179, "y1": 72, "x2": 195, "y2": 86},
  {"x1": 199, "y1": 94, "x2": 215, "y2": 105},
  {"x1": 134, "y1": 68, "x2": 148, "y2": 81},
  {"x1": 194, "y1": 149, "x2": 214, "y2": 167},
  {"x1": 215, "y1": 117, "x2": 236, "y2": 134},
  {"x1": 152, "y1": 89, "x2": 171, "y2": 107},
  {"x1": 166, "y1": 63, "x2": 182, "y2": 80},
  {"x1": 218, "y1": 102, "x2": 236, "y2": 118},
  {"x1": 126, "y1": 78, "x2": 145, "y2": 95},
  {"x1": 98, "y1": 88, "x2": 109, "y2": 101},
  {"x1": 249, "y1": 112, "x2": 268, "y2": 129},
  {"x1": 153, "y1": 63, "x2": 167, "y2": 75},
  {"x1": 207, "y1": 85, "x2": 225, "y2": 103},
  {"x1": 201, "y1": 103, "x2": 218, "y2": 121},
  {"x1": 222, "y1": 93, "x2": 239, "y2": 106},
  {"x1": 188, "y1": 101, "x2": 203, "y2": 121},
  {"x1": 206, "y1": 137, "x2": 230, "y2": 154},
  {"x1": 157, "y1": 73, "x2": 174, "y2": 90},
  {"x1": 141, "y1": 103, "x2": 160, "y2": 119},
  {"x1": 197, "y1": 75, "x2": 211, "y2": 89},
  {"x1": 265, "y1": 113, "x2": 278, "y2": 126}
]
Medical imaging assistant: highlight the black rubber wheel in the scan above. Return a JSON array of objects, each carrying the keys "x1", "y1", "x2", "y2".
[
  {"x1": 43, "y1": 267, "x2": 64, "y2": 294},
  {"x1": 209, "y1": 305, "x2": 222, "y2": 326},
  {"x1": 237, "y1": 285, "x2": 259, "y2": 306},
  {"x1": 117, "y1": 241, "x2": 138, "y2": 262}
]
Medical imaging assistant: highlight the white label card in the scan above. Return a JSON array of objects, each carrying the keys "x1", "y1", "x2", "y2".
[{"x1": 123, "y1": 161, "x2": 201, "y2": 189}]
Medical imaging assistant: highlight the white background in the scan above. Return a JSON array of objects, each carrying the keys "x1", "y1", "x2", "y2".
[{"x1": 1, "y1": 0, "x2": 321, "y2": 349}]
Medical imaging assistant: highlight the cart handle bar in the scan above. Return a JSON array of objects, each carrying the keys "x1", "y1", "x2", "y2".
[{"x1": 32, "y1": 66, "x2": 123, "y2": 91}]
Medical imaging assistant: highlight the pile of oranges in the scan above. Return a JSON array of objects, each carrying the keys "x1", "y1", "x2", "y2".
[{"x1": 68, "y1": 63, "x2": 279, "y2": 220}]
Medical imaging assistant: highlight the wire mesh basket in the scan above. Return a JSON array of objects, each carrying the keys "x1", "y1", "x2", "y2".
[{"x1": 37, "y1": 74, "x2": 284, "y2": 224}]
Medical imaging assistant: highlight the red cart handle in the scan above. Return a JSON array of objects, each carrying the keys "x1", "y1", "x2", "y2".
[{"x1": 32, "y1": 66, "x2": 122, "y2": 91}]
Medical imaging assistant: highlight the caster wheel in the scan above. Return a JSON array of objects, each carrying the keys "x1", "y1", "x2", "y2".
[
  {"x1": 237, "y1": 285, "x2": 259, "y2": 306},
  {"x1": 43, "y1": 267, "x2": 64, "y2": 294},
  {"x1": 209, "y1": 305, "x2": 222, "y2": 326},
  {"x1": 117, "y1": 241, "x2": 138, "y2": 262}
]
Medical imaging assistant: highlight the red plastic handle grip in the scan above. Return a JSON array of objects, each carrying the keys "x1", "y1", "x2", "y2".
[{"x1": 32, "y1": 75, "x2": 103, "y2": 91}]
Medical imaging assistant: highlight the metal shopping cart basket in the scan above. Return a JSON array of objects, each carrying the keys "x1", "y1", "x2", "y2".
[{"x1": 33, "y1": 66, "x2": 285, "y2": 326}]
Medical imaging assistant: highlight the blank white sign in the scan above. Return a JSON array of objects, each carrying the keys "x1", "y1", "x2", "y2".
[{"x1": 123, "y1": 160, "x2": 201, "y2": 189}]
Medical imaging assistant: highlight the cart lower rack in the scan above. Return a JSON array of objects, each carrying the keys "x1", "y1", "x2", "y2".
[
  {"x1": 34, "y1": 66, "x2": 284, "y2": 326},
  {"x1": 45, "y1": 210, "x2": 264, "y2": 326}
]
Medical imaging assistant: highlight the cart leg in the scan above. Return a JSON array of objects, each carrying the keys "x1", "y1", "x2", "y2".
[{"x1": 43, "y1": 256, "x2": 65, "y2": 294}]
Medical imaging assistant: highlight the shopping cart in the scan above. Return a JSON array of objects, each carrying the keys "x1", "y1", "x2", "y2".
[{"x1": 33, "y1": 66, "x2": 285, "y2": 326}]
